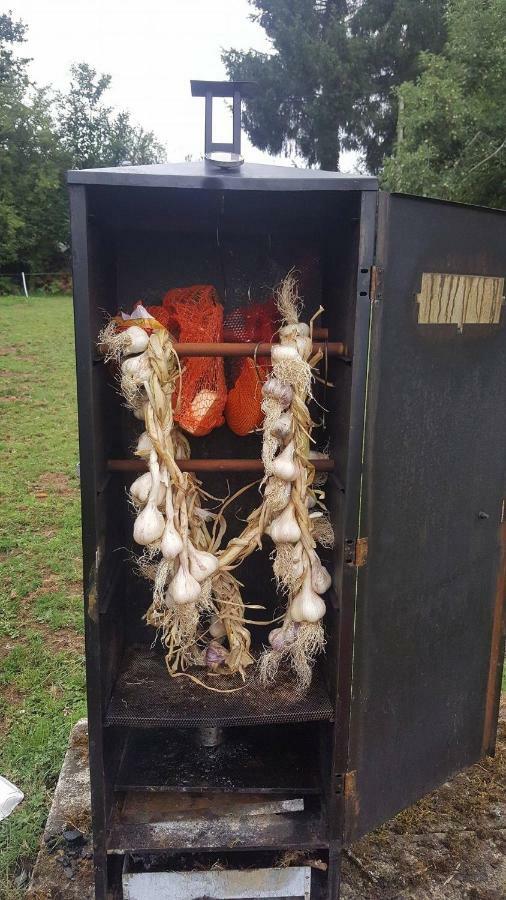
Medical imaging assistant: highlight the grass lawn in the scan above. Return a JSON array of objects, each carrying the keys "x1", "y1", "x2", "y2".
[{"x1": 0, "y1": 296, "x2": 85, "y2": 899}]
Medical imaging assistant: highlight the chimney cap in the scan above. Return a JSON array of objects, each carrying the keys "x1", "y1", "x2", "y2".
[{"x1": 191, "y1": 80, "x2": 257, "y2": 99}]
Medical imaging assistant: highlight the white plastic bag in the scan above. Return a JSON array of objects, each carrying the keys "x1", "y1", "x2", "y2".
[{"x1": 0, "y1": 775, "x2": 24, "y2": 820}]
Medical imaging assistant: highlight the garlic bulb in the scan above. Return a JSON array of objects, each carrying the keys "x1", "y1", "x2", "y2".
[
  {"x1": 290, "y1": 571, "x2": 326, "y2": 623},
  {"x1": 133, "y1": 452, "x2": 165, "y2": 546},
  {"x1": 187, "y1": 543, "x2": 219, "y2": 583},
  {"x1": 121, "y1": 351, "x2": 150, "y2": 380},
  {"x1": 209, "y1": 615, "x2": 227, "y2": 639},
  {"x1": 268, "y1": 501, "x2": 301, "y2": 544},
  {"x1": 160, "y1": 480, "x2": 183, "y2": 561},
  {"x1": 122, "y1": 325, "x2": 149, "y2": 356},
  {"x1": 130, "y1": 471, "x2": 165, "y2": 508},
  {"x1": 205, "y1": 640, "x2": 229, "y2": 669},
  {"x1": 132, "y1": 400, "x2": 148, "y2": 421},
  {"x1": 262, "y1": 377, "x2": 293, "y2": 410},
  {"x1": 167, "y1": 558, "x2": 201, "y2": 605},
  {"x1": 268, "y1": 621, "x2": 299, "y2": 651},
  {"x1": 264, "y1": 476, "x2": 292, "y2": 511},
  {"x1": 136, "y1": 432, "x2": 153, "y2": 455},
  {"x1": 271, "y1": 343, "x2": 298, "y2": 363},
  {"x1": 311, "y1": 555, "x2": 332, "y2": 594},
  {"x1": 270, "y1": 441, "x2": 298, "y2": 482},
  {"x1": 279, "y1": 322, "x2": 310, "y2": 339},
  {"x1": 295, "y1": 335, "x2": 313, "y2": 359},
  {"x1": 270, "y1": 411, "x2": 293, "y2": 444}
]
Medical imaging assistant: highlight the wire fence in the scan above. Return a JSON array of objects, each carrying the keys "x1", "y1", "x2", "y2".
[{"x1": 0, "y1": 271, "x2": 72, "y2": 298}]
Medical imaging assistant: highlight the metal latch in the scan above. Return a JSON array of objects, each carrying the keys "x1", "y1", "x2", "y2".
[
  {"x1": 369, "y1": 265, "x2": 384, "y2": 303},
  {"x1": 344, "y1": 537, "x2": 368, "y2": 567}
]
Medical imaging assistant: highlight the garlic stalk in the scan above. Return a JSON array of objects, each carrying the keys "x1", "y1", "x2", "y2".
[
  {"x1": 160, "y1": 470, "x2": 183, "y2": 561},
  {"x1": 133, "y1": 451, "x2": 165, "y2": 546}
]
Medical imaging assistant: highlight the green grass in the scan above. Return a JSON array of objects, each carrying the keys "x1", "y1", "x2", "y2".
[{"x1": 0, "y1": 296, "x2": 85, "y2": 899}]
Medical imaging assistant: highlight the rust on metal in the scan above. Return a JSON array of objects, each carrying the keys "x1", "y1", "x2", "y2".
[
  {"x1": 355, "y1": 537, "x2": 369, "y2": 568},
  {"x1": 343, "y1": 770, "x2": 359, "y2": 835},
  {"x1": 169, "y1": 341, "x2": 345, "y2": 358},
  {"x1": 369, "y1": 265, "x2": 384, "y2": 303},
  {"x1": 87, "y1": 577, "x2": 98, "y2": 624},
  {"x1": 482, "y1": 512, "x2": 506, "y2": 755},
  {"x1": 345, "y1": 537, "x2": 369, "y2": 568}
]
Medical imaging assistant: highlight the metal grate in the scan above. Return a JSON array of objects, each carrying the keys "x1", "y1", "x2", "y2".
[{"x1": 106, "y1": 646, "x2": 334, "y2": 728}]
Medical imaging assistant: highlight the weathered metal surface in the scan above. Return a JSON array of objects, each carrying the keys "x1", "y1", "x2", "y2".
[
  {"x1": 67, "y1": 159, "x2": 377, "y2": 191},
  {"x1": 106, "y1": 646, "x2": 334, "y2": 728},
  {"x1": 345, "y1": 192, "x2": 506, "y2": 843},
  {"x1": 120, "y1": 792, "x2": 304, "y2": 821},
  {"x1": 416, "y1": 272, "x2": 504, "y2": 330},
  {"x1": 482, "y1": 513, "x2": 506, "y2": 754},
  {"x1": 122, "y1": 860, "x2": 311, "y2": 900},
  {"x1": 108, "y1": 812, "x2": 327, "y2": 853}
]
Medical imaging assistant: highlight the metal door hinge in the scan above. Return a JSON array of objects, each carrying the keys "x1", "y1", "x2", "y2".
[
  {"x1": 344, "y1": 770, "x2": 359, "y2": 821},
  {"x1": 345, "y1": 537, "x2": 368, "y2": 567},
  {"x1": 370, "y1": 265, "x2": 384, "y2": 303}
]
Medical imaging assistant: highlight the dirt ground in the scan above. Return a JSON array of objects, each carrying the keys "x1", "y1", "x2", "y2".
[{"x1": 28, "y1": 701, "x2": 505, "y2": 899}]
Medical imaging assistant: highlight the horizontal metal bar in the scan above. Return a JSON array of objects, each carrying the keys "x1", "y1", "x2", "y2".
[
  {"x1": 171, "y1": 341, "x2": 345, "y2": 357},
  {"x1": 108, "y1": 458, "x2": 335, "y2": 474}
]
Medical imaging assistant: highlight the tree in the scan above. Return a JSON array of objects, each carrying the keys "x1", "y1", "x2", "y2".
[
  {"x1": 0, "y1": 12, "x2": 65, "y2": 269},
  {"x1": 382, "y1": 0, "x2": 506, "y2": 208},
  {"x1": 223, "y1": 0, "x2": 447, "y2": 172},
  {"x1": 56, "y1": 63, "x2": 165, "y2": 169},
  {"x1": 350, "y1": 0, "x2": 447, "y2": 173},
  {"x1": 0, "y1": 17, "x2": 166, "y2": 272}
]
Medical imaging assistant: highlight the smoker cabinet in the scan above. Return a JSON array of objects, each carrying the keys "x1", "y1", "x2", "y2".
[{"x1": 69, "y1": 158, "x2": 506, "y2": 899}]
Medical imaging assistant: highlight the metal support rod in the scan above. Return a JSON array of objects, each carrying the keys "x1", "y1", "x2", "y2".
[
  {"x1": 170, "y1": 341, "x2": 345, "y2": 358},
  {"x1": 108, "y1": 458, "x2": 335, "y2": 474}
]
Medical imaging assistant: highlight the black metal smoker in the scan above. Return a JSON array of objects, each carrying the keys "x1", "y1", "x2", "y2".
[{"x1": 68, "y1": 82, "x2": 506, "y2": 898}]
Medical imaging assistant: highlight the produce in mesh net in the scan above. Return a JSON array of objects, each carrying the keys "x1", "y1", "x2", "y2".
[
  {"x1": 148, "y1": 284, "x2": 227, "y2": 437},
  {"x1": 223, "y1": 299, "x2": 278, "y2": 436}
]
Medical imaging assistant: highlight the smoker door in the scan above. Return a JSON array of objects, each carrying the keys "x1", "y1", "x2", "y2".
[{"x1": 345, "y1": 192, "x2": 506, "y2": 842}]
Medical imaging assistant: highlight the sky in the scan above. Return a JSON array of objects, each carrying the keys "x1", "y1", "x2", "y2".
[{"x1": 10, "y1": 0, "x2": 356, "y2": 170}]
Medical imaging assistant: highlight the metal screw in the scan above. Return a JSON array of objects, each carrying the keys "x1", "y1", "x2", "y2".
[{"x1": 478, "y1": 511, "x2": 490, "y2": 520}]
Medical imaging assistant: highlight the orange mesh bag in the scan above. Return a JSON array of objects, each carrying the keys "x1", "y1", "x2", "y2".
[
  {"x1": 153, "y1": 285, "x2": 227, "y2": 437},
  {"x1": 224, "y1": 299, "x2": 278, "y2": 436}
]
